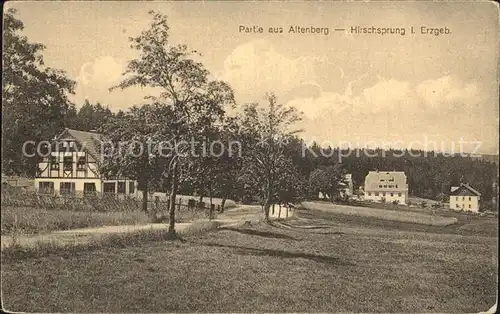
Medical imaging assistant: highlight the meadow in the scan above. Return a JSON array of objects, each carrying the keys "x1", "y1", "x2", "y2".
[
  {"x1": 2, "y1": 207, "x2": 497, "y2": 313},
  {"x1": 1, "y1": 185, "x2": 236, "y2": 237},
  {"x1": 1, "y1": 206, "x2": 150, "y2": 236},
  {"x1": 302, "y1": 201, "x2": 459, "y2": 226}
]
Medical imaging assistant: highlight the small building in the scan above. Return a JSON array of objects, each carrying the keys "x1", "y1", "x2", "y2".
[
  {"x1": 318, "y1": 173, "x2": 354, "y2": 200},
  {"x1": 340, "y1": 174, "x2": 354, "y2": 197},
  {"x1": 449, "y1": 183, "x2": 481, "y2": 212},
  {"x1": 364, "y1": 171, "x2": 408, "y2": 204},
  {"x1": 34, "y1": 128, "x2": 138, "y2": 197}
]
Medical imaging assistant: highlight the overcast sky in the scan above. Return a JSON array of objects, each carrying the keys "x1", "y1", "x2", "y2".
[{"x1": 6, "y1": 1, "x2": 499, "y2": 154}]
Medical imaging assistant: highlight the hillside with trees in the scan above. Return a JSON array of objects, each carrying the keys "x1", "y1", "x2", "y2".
[{"x1": 2, "y1": 8, "x2": 498, "y2": 223}]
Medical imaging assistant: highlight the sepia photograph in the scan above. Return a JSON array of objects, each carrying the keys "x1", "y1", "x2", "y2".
[{"x1": 1, "y1": 0, "x2": 499, "y2": 313}]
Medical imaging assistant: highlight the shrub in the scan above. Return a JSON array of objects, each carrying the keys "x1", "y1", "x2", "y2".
[
  {"x1": 392, "y1": 200, "x2": 399, "y2": 205},
  {"x1": 421, "y1": 201, "x2": 427, "y2": 208}
]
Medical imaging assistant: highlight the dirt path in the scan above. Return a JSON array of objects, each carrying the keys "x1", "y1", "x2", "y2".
[{"x1": 1, "y1": 205, "x2": 283, "y2": 250}]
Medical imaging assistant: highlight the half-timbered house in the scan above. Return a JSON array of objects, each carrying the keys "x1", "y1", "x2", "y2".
[{"x1": 34, "y1": 128, "x2": 138, "y2": 197}]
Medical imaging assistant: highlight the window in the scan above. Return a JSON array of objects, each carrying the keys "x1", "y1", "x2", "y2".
[
  {"x1": 384, "y1": 185, "x2": 387, "y2": 188},
  {"x1": 379, "y1": 185, "x2": 382, "y2": 188},
  {"x1": 456, "y1": 204, "x2": 459, "y2": 208},
  {"x1": 117, "y1": 182, "x2": 126, "y2": 194},
  {"x1": 468, "y1": 197, "x2": 471, "y2": 201},
  {"x1": 375, "y1": 192, "x2": 379, "y2": 196},
  {"x1": 395, "y1": 184, "x2": 398, "y2": 188},
  {"x1": 103, "y1": 182, "x2": 116, "y2": 194},
  {"x1": 84, "y1": 183, "x2": 96, "y2": 195},
  {"x1": 50, "y1": 155, "x2": 59, "y2": 170},
  {"x1": 456, "y1": 196, "x2": 459, "y2": 201},
  {"x1": 129, "y1": 181, "x2": 135, "y2": 194},
  {"x1": 38, "y1": 182, "x2": 54, "y2": 194},
  {"x1": 469, "y1": 204, "x2": 471, "y2": 208},
  {"x1": 77, "y1": 156, "x2": 86, "y2": 170},
  {"x1": 390, "y1": 193, "x2": 394, "y2": 197},
  {"x1": 60, "y1": 182, "x2": 75, "y2": 195},
  {"x1": 63, "y1": 156, "x2": 73, "y2": 171},
  {"x1": 382, "y1": 192, "x2": 386, "y2": 196},
  {"x1": 398, "y1": 193, "x2": 402, "y2": 197},
  {"x1": 380, "y1": 179, "x2": 385, "y2": 182},
  {"x1": 462, "y1": 196, "x2": 465, "y2": 201}
]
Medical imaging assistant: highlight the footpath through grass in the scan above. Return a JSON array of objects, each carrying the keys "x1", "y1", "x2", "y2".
[
  {"x1": 1, "y1": 208, "x2": 497, "y2": 313},
  {"x1": 1, "y1": 206, "x2": 151, "y2": 236}
]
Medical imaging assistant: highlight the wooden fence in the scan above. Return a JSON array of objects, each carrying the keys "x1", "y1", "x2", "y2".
[{"x1": 1, "y1": 185, "x2": 220, "y2": 220}]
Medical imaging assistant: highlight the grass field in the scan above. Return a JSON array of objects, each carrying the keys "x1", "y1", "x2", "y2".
[
  {"x1": 302, "y1": 201, "x2": 458, "y2": 226},
  {"x1": 1, "y1": 206, "x2": 151, "y2": 236},
  {"x1": 2, "y1": 206, "x2": 497, "y2": 313},
  {"x1": 1, "y1": 193, "x2": 236, "y2": 236},
  {"x1": 408, "y1": 196, "x2": 441, "y2": 206}
]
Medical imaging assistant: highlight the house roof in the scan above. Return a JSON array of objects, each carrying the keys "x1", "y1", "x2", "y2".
[
  {"x1": 55, "y1": 128, "x2": 103, "y2": 162},
  {"x1": 364, "y1": 171, "x2": 408, "y2": 191},
  {"x1": 450, "y1": 183, "x2": 481, "y2": 197}
]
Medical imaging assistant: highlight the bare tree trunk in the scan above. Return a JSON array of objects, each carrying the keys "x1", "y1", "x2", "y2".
[
  {"x1": 168, "y1": 161, "x2": 178, "y2": 236},
  {"x1": 209, "y1": 182, "x2": 213, "y2": 207},
  {"x1": 272, "y1": 203, "x2": 275, "y2": 215},
  {"x1": 221, "y1": 198, "x2": 226, "y2": 213},
  {"x1": 263, "y1": 187, "x2": 272, "y2": 223},
  {"x1": 278, "y1": 203, "x2": 282, "y2": 218},
  {"x1": 142, "y1": 180, "x2": 148, "y2": 212},
  {"x1": 208, "y1": 181, "x2": 213, "y2": 220},
  {"x1": 263, "y1": 200, "x2": 271, "y2": 222}
]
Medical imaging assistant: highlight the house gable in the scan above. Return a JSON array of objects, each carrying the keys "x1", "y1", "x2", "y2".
[
  {"x1": 450, "y1": 183, "x2": 481, "y2": 197},
  {"x1": 55, "y1": 128, "x2": 103, "y2": 163},
  {"x1": 36, "y1": 129, "x2": 104, "y2": 179},
  {"x1": 364, "y1": 171, "x2": 408, "y2": 191}
]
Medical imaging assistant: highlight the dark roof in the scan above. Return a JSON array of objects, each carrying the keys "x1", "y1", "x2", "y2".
[
  {"x1": 364, "y1": 171, "x2": 408, "y2": 191},
  {"x1": 56, "y1": 128, "x2": 102, "y2": 162},
  {"x1": 449, "y1": 183, "x2": 481, "y2": 196}
]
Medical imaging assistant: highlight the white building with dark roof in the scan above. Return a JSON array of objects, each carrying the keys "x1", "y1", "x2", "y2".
[
  {"x1": 449, "y1": 183, "x2": 481, "y2": 212},
  {"x1": 34, "y1": 128, "x2": 137, "y2": 197},
  {"x1": 364, "y1": 171, "x2": 408, "y2": 204}
]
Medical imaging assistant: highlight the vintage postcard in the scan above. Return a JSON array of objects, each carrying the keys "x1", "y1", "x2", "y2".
[{"x1": 1, "y1": 0, "x2": 498, "y2": 313}]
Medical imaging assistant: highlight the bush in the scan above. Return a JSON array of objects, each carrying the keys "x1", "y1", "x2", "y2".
[
  {"x1": 392, "y1": 200, "x2": 399, "y2": 205},
  {"x1": 421, "y1": 201, "x2": 427, "y2": 208},
  {"x1": 480, "y1": 200, "x2": 498, "y2": 212},
  {"x1": 431, "y1": 203, "x2": 441, "y2": 209}
]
